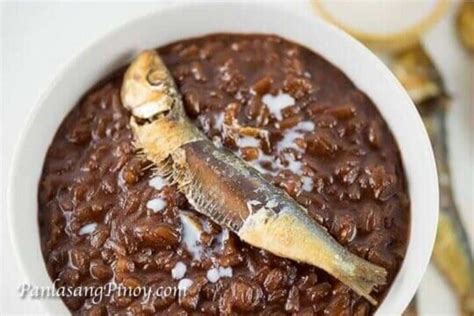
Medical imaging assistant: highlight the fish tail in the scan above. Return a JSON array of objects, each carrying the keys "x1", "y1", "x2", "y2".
[
  {"x1": 333, "y1": 254, "x2": 387, "y2": 305},
  {"x1": 239, "y1": 207, "x2": 387, "y2": 305}
]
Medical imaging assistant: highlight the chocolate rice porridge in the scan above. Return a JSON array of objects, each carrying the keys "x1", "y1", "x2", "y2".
[{"x1": 38, "y1": 34, "x2": 410, "y2": 315}]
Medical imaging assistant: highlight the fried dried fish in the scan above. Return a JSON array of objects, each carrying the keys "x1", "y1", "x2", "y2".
[
  {"x1": 392, "y1": 45, "x2": 474, "y2": 315},
  {"x1": 425, "y1": 104, "x2": 474, "y2": 316},
  {"x1": 120, "y1": 50, "x2": 387, "y2": 304},
  {"x1": 457, "y1": 1, "x2": 474, "y2": 54},
  {"x1": 392, "y1": 44, "x2": 446, "y2": 104}
]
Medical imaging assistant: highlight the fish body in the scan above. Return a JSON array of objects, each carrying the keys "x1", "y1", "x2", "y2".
[
  {"x1": 392, "y1": 45, "x2": 474, "y2": 315},
  {"x1": 457, "y1": 1, "x2": 474, "y2": 54},
  {"x1": 425, "y1": 106, "x2": 474, "y2": 316},
  {"x1": 121, "y1": 50, "x2": 387, "y2": 304}
]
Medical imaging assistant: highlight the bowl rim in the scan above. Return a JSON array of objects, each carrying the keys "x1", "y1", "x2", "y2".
[{"x1": 7, "y1": 2, "x2": 438, "y2": 315}]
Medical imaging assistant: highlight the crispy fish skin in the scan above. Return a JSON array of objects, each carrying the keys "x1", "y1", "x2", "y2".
[{"x1": 121, "y1": 50, "x2": 387, "y2": 304}]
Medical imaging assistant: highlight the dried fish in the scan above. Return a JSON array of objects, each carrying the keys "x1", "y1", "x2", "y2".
[
  {"x1": 392, "y1": 44, "x2": 446, "y2": 105},
  {"x1": 457, "y1": 1, "x2": 474, "y2": 54},
  {"x1": 392, "y1": 46, "x2": 474, "y2": 315},
  {"x1": 402, "y1": 296, "x2": 418, "y2": 316},
  {"x1": 432, "y1": 107, "x2": 474, "y2": 314},
  {"x1": 425, "y1": 102, "x2": 474, "y2": 316},
  {"x1": 121, "y1": 50, "x2": 387, "y2": 304}
]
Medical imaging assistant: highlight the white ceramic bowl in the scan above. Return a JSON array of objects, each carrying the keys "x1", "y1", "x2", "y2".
[{"x1": 8, "y1": 2, "x2": 438, "y2": 315}]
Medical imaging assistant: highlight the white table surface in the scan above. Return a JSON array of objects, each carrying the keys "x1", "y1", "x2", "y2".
[{"x1": 1, "y1": 1, "x2": 472, "y2": 315}]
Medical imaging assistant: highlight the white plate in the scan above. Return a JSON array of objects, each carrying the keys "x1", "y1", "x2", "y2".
[{"x1": 7, "y1": 2, "x2": 438, "y2": 315}]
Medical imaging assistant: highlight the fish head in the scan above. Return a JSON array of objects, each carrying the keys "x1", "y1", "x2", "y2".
[{"x1": 121, "y1": 50, "x2": 180, "y2": 120}]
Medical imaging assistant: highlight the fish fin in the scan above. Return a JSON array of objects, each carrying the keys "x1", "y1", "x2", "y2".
[
  {"x1": 166, "y1": 158, "x2": 241, "y2": 232},
  {"x1": 148, "y1": 155, "x2": 178, "y2": 187}
]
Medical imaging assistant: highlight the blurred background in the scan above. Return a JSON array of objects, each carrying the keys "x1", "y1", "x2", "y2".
[
  {"x1": 312, "y1": 1, "x2": 473, "y2": 316},
  {"x1": 1, "y1": 1, "x2": 472, "y2": 315}
]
